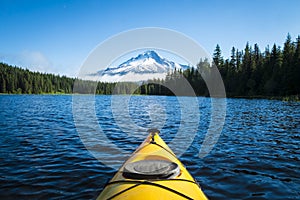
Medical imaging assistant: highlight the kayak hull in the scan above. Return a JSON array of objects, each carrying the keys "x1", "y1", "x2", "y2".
[{"x1": 97, "y1": 129, "x2": 208, "y2": 200}]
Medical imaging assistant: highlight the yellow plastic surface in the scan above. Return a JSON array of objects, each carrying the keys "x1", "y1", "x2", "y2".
[{"x1": 97, "y1": 132, "x2": 208, "y2": 200}]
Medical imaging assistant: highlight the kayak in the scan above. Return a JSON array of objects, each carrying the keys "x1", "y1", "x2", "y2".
[{"x1": 97, "y1": 129, "x2": 208, "y2": 200}]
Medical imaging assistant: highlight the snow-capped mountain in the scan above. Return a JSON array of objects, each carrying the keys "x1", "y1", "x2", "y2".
[{"x1": 96, "y1": 50, "x2": 190, "y2": 82}]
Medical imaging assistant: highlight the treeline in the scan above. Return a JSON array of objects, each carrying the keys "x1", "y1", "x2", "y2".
[
  {"x1": 142, "y1": 34, "x2": 300, "y2": 98},
  {"x1": 0, "y1": 62, "x2": 203, "y2": 96},
  {"x1": 0, "y1": 63, "x2": 142, "y2": 95},
  {"x1": 0, "y1": 63, "x2": 74, "y2": 94},
  {"x1": 212, "y1": 33, "x2": 300, "y2": 97},
  {"x1": 1, "y1": 34, "x2": 299, "y2": 98}
]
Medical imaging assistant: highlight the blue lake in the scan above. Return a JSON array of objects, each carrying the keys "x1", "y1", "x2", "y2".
[{"x1": 0, "y1": 95, "x2": 299, "y2": 199}]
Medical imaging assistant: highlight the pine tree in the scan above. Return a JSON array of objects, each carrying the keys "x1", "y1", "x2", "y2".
[
  {"x1": 294, "y1": 36, "x2": 300, "y2": 94},
  {"x1": 230, "y1": 47, "x2": 236, "y2": 71},
  {"x1": 213, "y1": 44, "x2": 223, "y2": 68},
  {"x1": 282, "y1": 33, "x2": 296, "y2": 95},
  {"x1": 238, "y1": 43, "x2": 252, "y2": 95},
  {"x1": 236, "y1": 49, "x2": 242, "y2": 72}
]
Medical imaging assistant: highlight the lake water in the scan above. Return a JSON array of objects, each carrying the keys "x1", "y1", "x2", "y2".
[{"x1": 0, "y1": 95, "x2": 299, "y2": 199}]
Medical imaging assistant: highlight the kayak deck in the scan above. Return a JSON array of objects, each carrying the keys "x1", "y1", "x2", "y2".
[{"x1": 97, "y1": 129, "x2": 208, "y2": 200}]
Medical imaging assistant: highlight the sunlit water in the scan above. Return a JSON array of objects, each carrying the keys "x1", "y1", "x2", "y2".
[{"x1": 0, "y1": 95, "x2": 299, "y2": 199}]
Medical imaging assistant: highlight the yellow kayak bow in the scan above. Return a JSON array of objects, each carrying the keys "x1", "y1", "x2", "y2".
[{"x1": 97, "y1": 129, "x2": 208, "y2": 200}]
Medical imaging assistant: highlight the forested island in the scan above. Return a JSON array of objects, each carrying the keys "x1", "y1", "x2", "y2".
[{"x1": 0, "y1": 34, "x2": 299, "y2": 100}]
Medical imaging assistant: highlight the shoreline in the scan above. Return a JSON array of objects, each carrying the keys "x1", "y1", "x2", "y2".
[
  {"x1": 1, "y1": 93, "x2": 299, "y2": 102},
  {"x1": 229, "y1": 95, "x2": 300, "y2": 102}
]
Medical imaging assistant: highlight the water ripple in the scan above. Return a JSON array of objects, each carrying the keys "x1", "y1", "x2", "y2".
[{"x1": 0, "y1": 95, "x2": 299, "y2": 199}]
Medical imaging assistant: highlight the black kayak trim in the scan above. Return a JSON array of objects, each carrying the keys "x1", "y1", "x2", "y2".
[
  {"x1": 105, "y1": 179, "x2": 195, "y2": 200},
  {"x1": 106, "y1": 183, "x2": 141, "y2": 200}
]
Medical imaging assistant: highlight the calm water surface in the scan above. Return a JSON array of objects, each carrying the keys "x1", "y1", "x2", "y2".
[{"x1": 0, "y1": 95, "x2": 299, "y2": 199}]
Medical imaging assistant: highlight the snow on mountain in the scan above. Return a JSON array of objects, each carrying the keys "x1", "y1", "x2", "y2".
[{"x1": 96, "y1": 50, "x2": 190, "y2": 82}]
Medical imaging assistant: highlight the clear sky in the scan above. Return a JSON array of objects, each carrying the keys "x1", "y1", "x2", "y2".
[{"x1": 1, "y1": 0, "x2": 300, "y2": 77}]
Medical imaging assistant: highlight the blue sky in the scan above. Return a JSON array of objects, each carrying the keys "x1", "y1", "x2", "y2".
[{"x1": 1, "y1": 0, "x2": 300, "y2": 77}]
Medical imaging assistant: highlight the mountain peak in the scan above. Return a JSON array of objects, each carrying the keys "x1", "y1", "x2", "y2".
[
  {"x1": 97, "y1": 50, "x2": 190, "y2": 82},
  {"x1": 142, "y1": 50, "x2": 159, "y2": 58},
  {"x1": 129, "y1": 50, "x2": 161, "y2": 64}
]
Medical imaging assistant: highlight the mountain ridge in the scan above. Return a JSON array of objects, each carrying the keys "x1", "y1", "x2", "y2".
[{"x1": 96, "y1": 50, "x2": 190, "y2": 82}]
